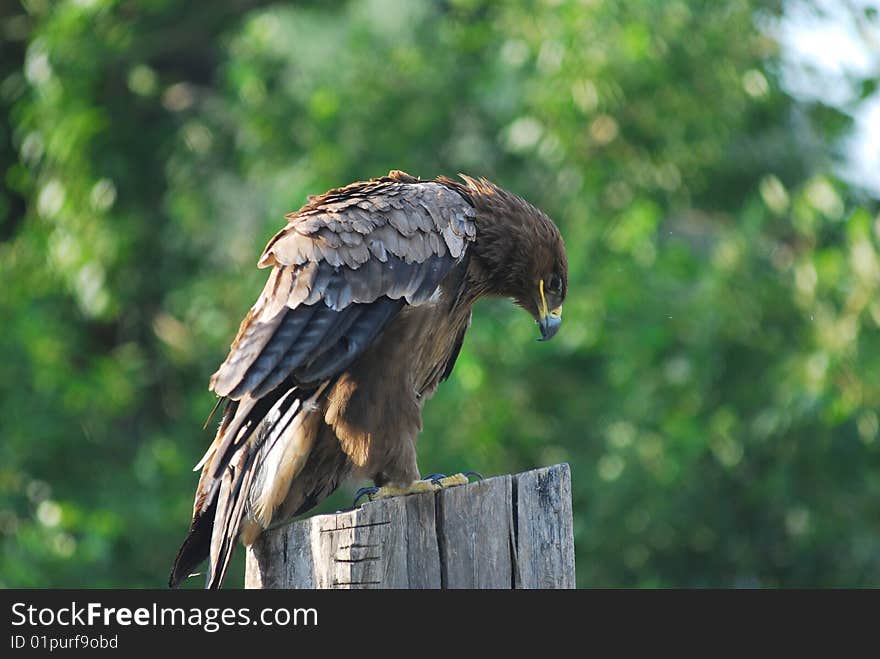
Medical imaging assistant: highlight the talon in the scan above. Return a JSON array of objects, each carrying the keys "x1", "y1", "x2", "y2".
[
  {"x1": 462, "y1": 471, "x2": 484, "y2": 481},
  {"x1": 353, "y1": 486, "x2": 379, "y2": 506},
  {"x1": 421, "y1": 473, "x2": 447, "y2": 487}
]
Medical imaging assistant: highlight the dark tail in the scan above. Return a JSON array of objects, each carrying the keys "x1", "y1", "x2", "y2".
[
  {"x1": 169, "y1": 383, "x2": 318, "y2": 589},
  {"x1": 168, "y1": 498, "x2": 216, "y2": 588},
  {"x1": 168, "y1": 455, "x2": 254, "y2": 589}
]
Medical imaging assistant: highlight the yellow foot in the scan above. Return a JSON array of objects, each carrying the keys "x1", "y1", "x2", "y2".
[{"x1": 354, "y1": 473, "x2": 477, "y2": 505}]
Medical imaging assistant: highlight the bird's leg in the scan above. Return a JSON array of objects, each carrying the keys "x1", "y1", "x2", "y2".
[{"x1": 354, "y1": 471, "x2": 483, "y2": 505}]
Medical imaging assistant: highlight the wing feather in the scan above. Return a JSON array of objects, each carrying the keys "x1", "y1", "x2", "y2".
[
  {"x1": 212, "y1": 180, "x2": 475, "y2": 401},
  {"x1": 295, "y1": 297, "x2": 404, "y2": 384},
  {"x1": 226, "y1": 304, "x2": 319, "y2": 399}
]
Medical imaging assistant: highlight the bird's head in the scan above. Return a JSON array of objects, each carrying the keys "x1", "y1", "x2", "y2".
[
  {"x1": 460, "y1": 175, "x2": 568, "y2": 341},
  {"x1": 514, "y1": 218, "x2": 567, "y2": 342}
]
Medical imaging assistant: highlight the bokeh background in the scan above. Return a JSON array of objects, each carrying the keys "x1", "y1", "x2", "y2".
[{"x1": 2, "y1": 0, "x2": 880, "y2": 588}]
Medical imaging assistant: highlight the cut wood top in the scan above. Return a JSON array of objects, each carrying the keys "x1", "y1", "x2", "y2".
[{"x1": 246, "y1": 463, "x2": 574, "y2": 589}]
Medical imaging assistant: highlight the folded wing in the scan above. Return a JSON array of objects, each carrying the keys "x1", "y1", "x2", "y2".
[{"x1": 210, "y1": 175, "x2": 476, "y2": 401}]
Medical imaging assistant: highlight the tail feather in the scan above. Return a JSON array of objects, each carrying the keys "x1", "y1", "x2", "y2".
[
  {"x1": 168, "y1": 497, "x2": 216, "y2": 588},
  {"x1": 169, "y1": 380, "x2": 327, "y2": 589},
  {"x1": 206, "y1": 382, "x2": 330, "y2": 588},
  {"x1": 169, "y1": 385, "x2": 294, "y2": 589},
  {"x1": 206, "y1": 446, "x2": 258, "y2": 589}
]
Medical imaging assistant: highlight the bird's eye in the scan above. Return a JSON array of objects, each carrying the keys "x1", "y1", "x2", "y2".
[{"x1": 547, "y1": 274, "x2": 562, "y2": 293}]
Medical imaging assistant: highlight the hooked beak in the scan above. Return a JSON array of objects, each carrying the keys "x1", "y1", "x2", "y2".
[
  {"x1": 538, "y1": 306, "x2": 563, "y2": 341},
  {"x1": 537, "y1": 278, "x2": 562, "y2": 341}
]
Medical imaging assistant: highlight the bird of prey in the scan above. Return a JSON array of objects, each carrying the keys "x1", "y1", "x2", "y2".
[{"x1": 169, "y1": 170, "x2": 567, "y2": 589}]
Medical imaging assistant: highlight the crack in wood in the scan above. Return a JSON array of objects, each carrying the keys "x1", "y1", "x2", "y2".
[
  {"x1": 434, "y1": 491, "x2": 447, "y2": 589},
  {"x1": 320, "y1": 519, "x2": 390, "y2": 533},
  {"x1": 333, "y1": 556, "x2": 380, "y2": 563},
  {"x1": 332, "y1": 580, "x2": 381, "y2": 587},
  {"x1": 337, "y1": 543, "x2": 380, "y2": 550},
  {"x1": 509, "y1": 475, "x2": 519, "y2": 589}
]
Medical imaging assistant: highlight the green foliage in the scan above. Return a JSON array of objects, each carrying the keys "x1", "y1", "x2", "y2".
[{"x1": 1, "y1": 0, "x2": 878, "y2": 587}]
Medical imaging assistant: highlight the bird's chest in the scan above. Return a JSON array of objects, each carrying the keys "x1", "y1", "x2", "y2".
[
  {"x1": 381, "y1": 287, "x2": 469, "y2": 399},
  {"x1": 323, "y1": 281, "x2": 471, "y2": 475}
]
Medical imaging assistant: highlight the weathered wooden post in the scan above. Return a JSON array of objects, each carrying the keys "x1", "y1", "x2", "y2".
[{"x1": 245, "y1": 463, "x2": 575, "y2": 589}]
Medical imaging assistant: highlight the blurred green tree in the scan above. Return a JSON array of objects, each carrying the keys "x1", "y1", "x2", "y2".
[{"x1": 1, "y1": 0, "x2": 878, "y2": 587}]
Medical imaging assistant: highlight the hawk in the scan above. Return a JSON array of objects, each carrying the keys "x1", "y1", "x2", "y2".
[{"x1": 170, "y1": 171, "x2": 567, "y2": 588}]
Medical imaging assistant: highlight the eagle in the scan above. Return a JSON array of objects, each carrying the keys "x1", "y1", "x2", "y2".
[{"x1": 169, "y1": 170, "x2": 567, "y2": 589}]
